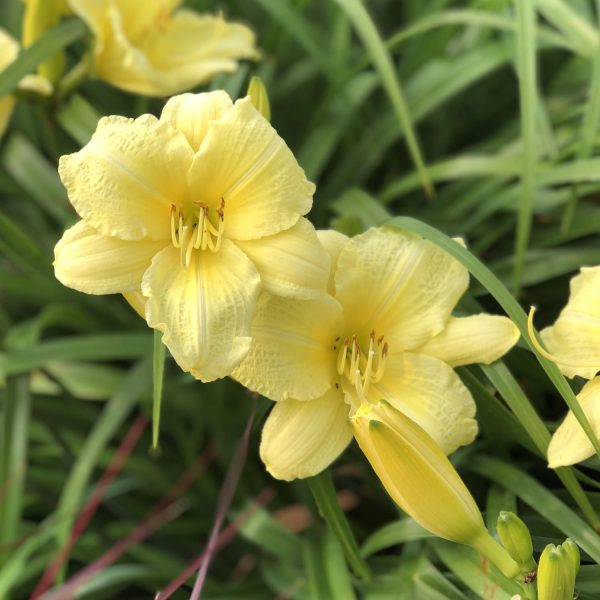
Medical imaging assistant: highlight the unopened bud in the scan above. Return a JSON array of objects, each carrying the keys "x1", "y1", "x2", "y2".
[
  {"x1": 351, "y1": 400, "x2": 520, "y2": 578},
  {"x1": 247, "y1": 76, "x2": 271, "y2": 122},
  {"x1": 537, "y1": 543, "x2": 577, "y2": 600},
  {"x1": 496, "y1": 511, "x2": 535, "y2": 572}
]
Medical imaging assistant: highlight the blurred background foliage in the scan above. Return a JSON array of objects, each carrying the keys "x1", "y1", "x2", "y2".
[{"x1": 2, "y1": 0, "x2": 600, "y2": 598}]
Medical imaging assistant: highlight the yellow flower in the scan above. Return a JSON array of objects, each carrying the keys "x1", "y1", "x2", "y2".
[
  {"x1": 233, "y1": 226, "x2": 520, "y2": 480},
  {"x1": 352, "y1": 400, "x2": 519, "y2": 578},
  {"x1": 67, "y1": 0, "x2": 258, "y2": 96},
  {"x1": 54, "y1": 90, "x2": 328, "y2": 381},
  {"x1": 0, "y1": 29, "x2": 53, "y2": 139},
  {"x1": 529, "y1": 266, "x2": 600, "y2": 467}
]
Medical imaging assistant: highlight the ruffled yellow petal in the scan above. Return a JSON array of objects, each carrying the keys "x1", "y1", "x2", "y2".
[
  {"x1": 142, "y1": 239, "x2": 260, "y2": 382},
  {"x1": 59, "y1": 114, "x2": 193, "y2": 241},
  {"x1": 188, "y1": 97, "x2": 315, "y2": 241},
  {"x1": 161, "y1": 91, "x2": 233, "y2": 153},
  {"x1": 317, "y1": 229, "x2": 348, "y2": 296},
  {"x1": 417, "y1": 315, "x2": 520, "y2": 367},
  {"x1": 113, "y1": 0, "x2": 182, "y2": 40},
  {"x1": 335, "y1": 227, "x2": 469, "y2": 352},
  {"x1": 547, "y1": 377, "x2": 600, "y2": 468},
  {"x1": 54, "y1": 220, "x2": 165, "y2": 294},
  {"x1": 232, "y1": 293, "x2": 343, "y2": 402},
  {"x1": 235, "y1": 218, "x2": 328, "y2": 300},
  {"x1": 540, "y1": 267, "x2": 600, "y2": 379},
  {"x1": 260, "y1": 389, "x2": 352, "y2": 481},
  {"x1": 369, "y1": 352, "x2": 478, "y2": 455},
  {"x1": 141, "y1": 10, "x2": 258, "y2": 95}
]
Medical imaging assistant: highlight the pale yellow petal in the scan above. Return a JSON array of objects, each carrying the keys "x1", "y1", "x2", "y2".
[
  {"x1": 232, "y1": 293, "x2": 343, "y2": 402},
  {"x1": 89, "y1": 4, "x2": 161, "y2": 95},
  {"x1": 66, "y1": 0, "x2": 106, "y2": 36},
  {"x1": 142, "y1": 239, "x2": 260, "y2": 382},
  {"x1": 335, "y1": 227, "x2": 468, "y2": 351},
  {"x1": 123, "y1": 291, "x2": 146, "y2": 319},
  {"x1": 369, "y1": 352, "x2": 478, "y2": 455},
  {"x1": 188, "y1": 97, "x2": 314, "y2": 240},
  {"x1": 417, "y1": 315, "x2": 520, "y2": 367},
  {"x1": 317, "y1": 229, "x2": 349, "y2": 296},
  {"x1": 547, "y1": 377, "x2": 600, "y2": 468},
  {"x1": 260, "y1": 389, "x2": 352, "y2": 481},
  {"x1": 54, "y1": 220, "x2": 165, "y2": 294},
  {"x1": 540, "y1": 266, "x2": 600, "y2": 379},
  {"x1": 235, "y1": 218, "x2": 328, "y2": 300},
  {"x1": 59, "y1": 114, "x2": 193, "y2": 241},
  {"x1": 141, "y1": 10, "x2": 258, "y2": 95},
  {"x1": 160, "y1": 91, "x2": 233, "y2": 153},
  {"x1": 113, "y1": 0, "x2": 182, "y2": 40},
  {"x1": 0, "y1": 28, "x2": 19, "y2": 69},
  {"x1": 18, "y1": 74, "x2": 53, "y2": 95}
]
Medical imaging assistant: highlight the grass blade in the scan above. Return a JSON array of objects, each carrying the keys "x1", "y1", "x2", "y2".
[
  {"x1": 334, "y1": 0, "x2": 433, "y2": 197},
  {"x1": 152, "y1": 330, "x2": 165, "y2": 450},
  {"x1": 512, "y1": 0, "x2": 538, "y2": 295},
  {"x1": 0, "y1": 19, "x2": 87, "y2": 97}
]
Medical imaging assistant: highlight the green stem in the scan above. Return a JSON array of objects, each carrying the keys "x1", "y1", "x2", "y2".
[
  {"x1": 470, "y1": 529, "x2": 520, "y2": 579},
  {"x1": 55, "y1": 51, "x2": 92, "y2": 101},
  {"x1": 307, "y1": 470, "x2": 371, "y2": 581},
  {"x1": 152, "y1": 330, "x2": 166, "y2": 450}
]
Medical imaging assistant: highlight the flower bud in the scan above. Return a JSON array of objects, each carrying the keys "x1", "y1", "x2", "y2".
[
  {"x1": 351, "y1": 400, "x2": 520, "y2": 578},
  {"x1": 247, "y1": 76, "x2": 271, "y2": 122},
  {"x1": 537, "y1": 543, "x2": 577, "y2": 600},
  {"x1": 561, "y1": 538, "x2": 580, "y2": 578},
  {"x1": 496, "y1": 511, "x2": 535, "y2": 572}
]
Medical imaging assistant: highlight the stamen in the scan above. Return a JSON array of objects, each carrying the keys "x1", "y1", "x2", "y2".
[
  {"x1": 336, "y1": 332, "x2": 390, "y2": 397},
  {"x1": 170, "y1": 204, "x2": 179, "y2": 248},
  {"x1": 527, "y1": 307, "x2": 600, "y2": 369}
]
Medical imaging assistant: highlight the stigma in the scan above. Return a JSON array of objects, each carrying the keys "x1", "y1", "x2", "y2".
[
  {"x1": 336, "y1": 330, "x2": 388, "y2": 403},
  {"x1": 169, "y1": 199, "x2": 225, "y2": 268}
]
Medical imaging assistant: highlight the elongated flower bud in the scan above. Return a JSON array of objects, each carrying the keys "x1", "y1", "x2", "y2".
[
  {"x1": 537, "y1": 542, "x2": 578, "y2": 600},
  {"x1": 247, "y1": 76, "x2": 271, "y2": 122},
  {"x1": 496, "y1": 511, "x2": 535, "y2": 572},
  {"x1": 562, "y1": 538, "x2": 580, "y2": 578},
  {"x1": 351, "y1": 400, "x2": 519, "y2": 578}
]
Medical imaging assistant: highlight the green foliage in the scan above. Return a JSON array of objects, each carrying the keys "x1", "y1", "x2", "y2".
[{"x1": 1, "y1": 0, "x2": 600, "y2": 598}]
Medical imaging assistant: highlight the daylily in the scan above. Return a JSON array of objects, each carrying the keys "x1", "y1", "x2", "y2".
[
  {"x1": 54, "y1": 90, "x2": 328, "y2": 381},
  {"x1": 352, "y1": 400, "x2": 519, "y2": 578},
  {"x1": 67, "y1": 0, "x2": 259, "y2": 96},
  {"x1": 528, "y1": 266, "x2": 600, "y2": 467},
  {"x1": 0, "y1": 28, "x2": 53, "y2": 139},
  {"x1": 233, "y1": 226, "x2": 520, "y2": 480}
]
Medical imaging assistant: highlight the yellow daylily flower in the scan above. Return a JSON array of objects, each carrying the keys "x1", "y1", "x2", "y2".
[
  {"x1": 22, "y1": 0, "x2": 72, "y2": 81},
  {"x1": 66, "y1": 0, "x2": 259, "y2": 96},
  {"x1": 233, "y1": 226, "x2": 520, "y2": 480},
  {"x1": 528, "y1": 266, "x2": 600, "y2": 467},
  {"x1": 54, "y1": 90, "x2": 328, "y2": 382},
  {"x1": 352, "y1": 400, "x2": 519, "y2": 578},
  {"x1": 0, "y1": 29, "x2": 53, "y2": 139}
]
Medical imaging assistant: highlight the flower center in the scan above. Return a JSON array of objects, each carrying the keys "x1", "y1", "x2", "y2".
[
  {"x1": 336, "y1": 330, "x2": 388, "y2": 403},
  {"x1": 169, "y1": 199, "x2": 225, "y2": 268}
]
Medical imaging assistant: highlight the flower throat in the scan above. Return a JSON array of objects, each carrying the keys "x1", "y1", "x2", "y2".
[
  {"x1": 170, "y1": 199, "x2": 225, "y2": 268},
  {"x1": 336, "y1": 330, "x2": 388, "y2": 402}
]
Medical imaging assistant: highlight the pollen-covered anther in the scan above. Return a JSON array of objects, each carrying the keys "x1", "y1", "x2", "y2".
[{"x1": 336, "y1": 331, "x2": 389, "y2": 400}]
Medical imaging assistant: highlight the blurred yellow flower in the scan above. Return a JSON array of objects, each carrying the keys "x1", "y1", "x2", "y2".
[
  {"x1": 67, "y1": 0, "x2": 258, "y2": 96},
  {"x1": 54, "y1": 91, "x2": 328, "y2": 381},
  {"x1": 22, "y1": 0, "x2": 72, "y2": 81},
  {"x1": 529, "y1": 266, "x2": 600, "y2": 467},
  {"x1": 0, "y1": 28, "x2": 53, "y2": 139},
  {"x1": 352, "y1": 400, "x2": 519, "y2": 578},
  {"x1": 233, "y1": 226, "x2": 519, "y2": 480}
]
